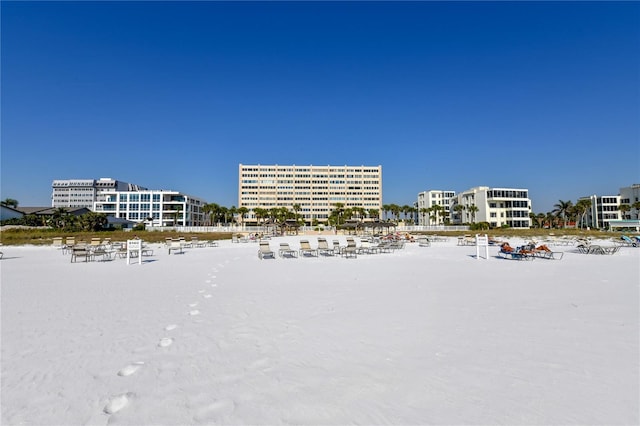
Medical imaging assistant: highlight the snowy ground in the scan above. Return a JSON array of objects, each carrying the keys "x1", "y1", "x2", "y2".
[{"x1": 1, "y1": 236, "x2": 638, "y2": 425}]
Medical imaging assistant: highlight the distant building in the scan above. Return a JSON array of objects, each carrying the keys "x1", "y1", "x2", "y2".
[
  {"x1": 579, "y1": 194, "x2": 621, "y2": 229},
  {"x1": 0, "y1": 205, "x2": 24, "y2": 222},
  {"x1": 92, "y1": 189, "x2": 206, "y2": 227},
  {"x1": 451, "y1": 186, "x2": 532, "y2": 228},
  {"x1": 416, "y1": 190, "x2": 456, "y2": 225},
  {"x1": 619, "y1": 184, "x2": 640, "y2": 219},
  {"x1": 52, "y1": 178, "x2": 147, "y2": 208},
  {"x1": 238, "y1": 164, "x2": 383, "y2": 224}
]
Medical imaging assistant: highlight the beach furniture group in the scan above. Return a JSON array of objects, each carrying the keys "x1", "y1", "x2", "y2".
[
  {"x1": 258, "y1": 236, "x2": 410, "y2": 260},
  {"x1": 57, "y1": 235, "x2": 220, "y2": 263}
]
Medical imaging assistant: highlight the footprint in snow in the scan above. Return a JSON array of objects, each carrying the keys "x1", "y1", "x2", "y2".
[
  {"x1": 117, "y1": 362, "x2": 144, "y2": 377},
  {"x1": 203, "y1": 294, "x2": 212, "y2": 299},
  {"x1": 165, "y1": 324, "x2": 177, "y2": 331},
  {"x1": 189, "y1": 303, "x2": 199, "y2": 307},
  {"x1": 189, "y1": 310, "x2": 200, "y2": 316}
]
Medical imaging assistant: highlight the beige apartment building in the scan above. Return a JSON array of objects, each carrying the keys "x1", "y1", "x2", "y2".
[{"x1": 238, "y1": 164, "x2": 382, "y2": 225}]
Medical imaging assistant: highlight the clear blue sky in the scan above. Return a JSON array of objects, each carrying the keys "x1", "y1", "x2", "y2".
[{"x1": 2, "y1": 1, "x2": 639, "y2": 213}]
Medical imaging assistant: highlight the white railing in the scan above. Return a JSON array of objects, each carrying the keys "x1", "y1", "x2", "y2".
[{"x1": 147, "y1": 224, "x2": 469, "y2": 233}]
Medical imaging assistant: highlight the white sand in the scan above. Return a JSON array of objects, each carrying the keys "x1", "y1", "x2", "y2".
[{"x1": 1, "y1": 236, "x2": 638, "y2": 425}]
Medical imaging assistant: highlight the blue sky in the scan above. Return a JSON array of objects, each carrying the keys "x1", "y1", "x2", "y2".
[{"x1": 2, "y1": 1, "x2": 639, "y2": 213}]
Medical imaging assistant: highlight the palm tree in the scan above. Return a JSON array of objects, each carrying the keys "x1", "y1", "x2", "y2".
[
  {"x1": 253, "y1": 207, "x2": 267, "y2": 225},
  {"x1": 431, "y1": 204, "x2": 444, "y2": 225},
  {"x1": 368, "y1": 208, "x2": 380, "y2": 221},
  {"x1": 292, "y1": 203, "x2": 301, "y2": 223},
  {"x1": 382, "y1": 204, "x2": 391, "y2": 221},
  {"x1": 1, "y1": 198, "x2": 18, "y2": 208},
  {"x1": 632, "y1": 201, "x2": 640, "y2": 220},
  {"x1": 467, "y1": 204, "x2": 479, "y2": 224},
  {"x1": 574, "y1": 199, "x2": 592, "y2": 229},
  {"x1": 401, "y1": 205, "x2": 412, "y2": 222},
  {"x1": 552, "y1": 200, "x2": 573, "y2": 228},
  {"x1": 618, "y1": 203, "x2": 631, "y2": 220},
  {"x1": 389, "y1": 204, "x2": 401, "y2": 222},
  {"x1": 453, "y1": 204, "x2": 465, "y2": 224},
  {"x1": 50, "y1": 207, "x2": 70, "y2": 229},
  {"x1": 228, "y1": 206, "x2": 237, "y2": 225},
  {"x1": 237, "y1": 207, "x2": 249, "y2": 227},
  {"x1": 419, "y1": 207, "x2": 429, "y2": 225}
]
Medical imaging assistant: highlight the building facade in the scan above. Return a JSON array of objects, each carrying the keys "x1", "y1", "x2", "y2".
[
  {"x1": 238, "y1": 164, "x2": 382, "y2": 224},
  {"x1": 52, "y1": 178, "x2": 147, "y2": 208},
  {"x1": 92, "y1": 189, "x2": 206, "y2": 227},
  {"x1": 451, "y1": 186, "x2": 532, "y2": 228},
  {"x1": 416, "y1": 190, "x2": 456, "y2": 225},
  {"x1": 619, "y1": 184, "x2": 640, "y2": 219}
]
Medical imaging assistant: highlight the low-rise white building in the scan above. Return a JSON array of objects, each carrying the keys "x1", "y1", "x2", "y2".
[
  {"x1": 451, "y1": 186, "x2": 532, "y2": 228},
  {"x1": 52, "y1": 178, "x2": 147, "y2": 208},
  {"x1": 93, "y1": 190, "x2": 206, "y2": 227},
  {"x1": 416, "y1": 190, "x2": 456, "y2": 225},
  {"x1": 619, "y1": 184, "x2": 640, "y2": 219},
  {"x1": 580, "y1": 193, "x2": 625, "y2": 230}
]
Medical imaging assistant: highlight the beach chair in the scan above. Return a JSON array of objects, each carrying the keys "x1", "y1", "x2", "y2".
[
  {"x1": 524, "y1": 243, "x2": 564, "y2": 260},
  {"x1": 457, "y1": 235, "x2": 475, "y2": 246},
  {"x1": 358, "y1": 240, "x2": 379, "y2": 254},
  {"x1": 279, "y1": 242, "x2": 298, "y2": 258},
  {"x1": 258, "y1": 241, "x2": 275, "y2": 259},
  {"x1": 299, "y1": 239, "x2": 318, "y2": 257},
  {"x1": 498, "y1": 243, "x2": 533, "y2": 260},
  {"x1": 52, "y1": 237, "x2": 64, "y2": 251},
  {"x1": 332, "y1": 240, "x2": 342, "y2": 255},
  {"x1": 168, "y1": 240, "x2": 183, "y2": 255},
  {"x1": 417, "y1": 237, "x2": 431, "y2": 247},
  {"x1": 91, "y1": 244, "x2": 115, "y2": 261},
  {"x1": 341, "y1": 237, "x2": 358, "y2": 258},
  {"x1": 317, "y1": 237, "x2": 335, "y2": 256},
  {"x1": 618, "y1": 235, "x2": 637, "y2": 247},
  {"x1": 70, "y1": 246, "x2": 91, "y2": 263}
]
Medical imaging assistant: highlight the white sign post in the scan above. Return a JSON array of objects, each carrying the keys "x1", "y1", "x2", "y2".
[
  {"x1": 475, "y1": 234, "x2": 489, "y2": 260},
  {"x1": 127, "y1": 239, "x2": 142, "y2": 265}
]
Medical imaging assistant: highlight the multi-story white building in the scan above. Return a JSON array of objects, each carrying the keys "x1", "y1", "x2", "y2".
[
  {"x1": 451, "y1": 186, "x2": 532, "y2": 228},
  {"x1": 238, "y1": 164, "x2": 382, "y2": 224},
  {"x1": 580, "y1": 194, "x2": 622, "y2": 229},
  {"x1": 52, "y1": 178, "x2": 147, "y2": 208},
  {"x1": 416, "y1": 190, "x2": 456, "y2": 225},
  {"x1": 93, "y1": 189, "x2": 206, "y2": 227},
  {"x1": 619, "y1": 184, "x2": 640, "y2": 219}
]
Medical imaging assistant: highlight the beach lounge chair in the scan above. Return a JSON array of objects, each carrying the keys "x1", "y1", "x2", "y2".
[
  {"x1": 417, "y1": 237, "x2": 431, "y2": 247},
  {"x1": 522, "y1": 243, "x2": 564, "y2": 260},
  {"x1": 618, "y1": 235, "x2": 637, "y2": 247},
  {"x1": 70, "y1": 246, "x2": 91, "y2": 263},
  {"x1": 279, "y1": 243, "x2": 298, "y2": 258},
  {"x1": 168, "y1": 240, "x2": 183, "y2": 255},
  {"x1": 341, "y1": 237, "x2": 358, "y2": 258},
  {"x1": 258, "y1": 241, "x2": 275, "y2": 259},
  {"x1": 332, "y1": 240, "x2": 342, "y2": 255},
  {"x1": 299, "y1": 239, "x2": 318, "y2": 257},
  {"x1": 498, "y1": 243, "x2": 534, "y2": 260},
  {"x1": 91, "y1": 245, "x2": 115, "y2": 261},
  {"x1": 576, "y1": 241, "x2": 619, "y2": 255},
  {"x1": 457, "y1": 235, "x2": 475, "y2": 246},
  {"x1": 52, "y1": 237, "x2": 64, "y2": 251},
  {"x1": 358, "y1": 240, "x2": 379, "y2": 254},
  {"x1": 317, "y1": 238, "x2": 335, "y2": 256}
]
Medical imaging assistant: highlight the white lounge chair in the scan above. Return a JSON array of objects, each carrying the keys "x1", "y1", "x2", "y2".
[{"x1": 258, "y1": 241, "x2": 275, "y2": 259}]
